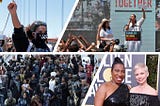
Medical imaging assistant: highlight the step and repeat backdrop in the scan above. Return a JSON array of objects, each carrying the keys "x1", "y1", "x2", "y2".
[{"x1": 82, "y1": 53, "x2": 160, "y2": 106}]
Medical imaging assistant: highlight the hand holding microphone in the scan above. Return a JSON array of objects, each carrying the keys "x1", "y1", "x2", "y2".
[
  {"x1": 126, "y1": 18, "x2": 131, "y2": 26},
  {"x1": 125, "y1": 18, "x2": 131, "y2": 30},
  {"x1": 129, "y1": 18, "x2": 132, "y2": 22}
]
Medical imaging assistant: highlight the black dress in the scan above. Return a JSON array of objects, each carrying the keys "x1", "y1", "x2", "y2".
[
  {"x1": 103, "y1": 84, "x2": 129, "y2": 106},
  {"x1": 130, "y1": 93, "x2": 160, "y2": 106}
]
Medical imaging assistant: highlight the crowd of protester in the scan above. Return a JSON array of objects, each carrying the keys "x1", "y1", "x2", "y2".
[
  {"x1": 0, "y1": 54, "x2": 101, "y2": 106},
  {"x1": 57, "y1": 34, "x2": 125, "y2": 52},
  {"x1": 0, "y1": 37, "x2": 16, "y2": 52}
]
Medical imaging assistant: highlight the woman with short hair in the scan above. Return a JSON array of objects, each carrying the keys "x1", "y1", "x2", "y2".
[{"x1": 130, "y1": 63, "x2": 160, "y2": 106}]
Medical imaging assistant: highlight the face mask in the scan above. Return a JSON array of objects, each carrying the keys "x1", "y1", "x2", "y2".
[{"x1": 36, "y1": 32, "x2": 48, "y2": 40}]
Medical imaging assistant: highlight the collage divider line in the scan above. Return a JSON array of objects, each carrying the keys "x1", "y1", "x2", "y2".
[{"x1": 53, "y1": 0, "x2": 79, "y2": 52}]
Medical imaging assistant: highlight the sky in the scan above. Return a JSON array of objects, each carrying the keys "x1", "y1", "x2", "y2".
[{"x1": 0, "y1": 0, "x2": 77, "y2": 38}]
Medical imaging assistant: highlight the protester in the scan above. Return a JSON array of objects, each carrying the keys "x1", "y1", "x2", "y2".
[
  {"x1": 8, "y1": 1, "x2": 50, "y2": 52},
  {"x1": 124, "y1": 8, "x2": 146, "y2": 52},
  {"x1": 0, "y1": 54, "x2": 99, "y2": 105},
  {"x1": 18, "y1": 92, "x2": 30, "y2": 106}
]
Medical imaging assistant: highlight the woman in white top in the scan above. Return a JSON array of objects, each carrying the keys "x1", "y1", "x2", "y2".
[
  {"x1": 99, "y1": 18, "x2": 114, "y2": 43},
  {"x1": 125, "y1": 8, "x2": 146, "y2": 52},
  {"x1": 21, "y1": 79, "x2": 32, "y2": 94},
  {"x1": 96, "y1": 18, "x2": 114, "y2": 51}
]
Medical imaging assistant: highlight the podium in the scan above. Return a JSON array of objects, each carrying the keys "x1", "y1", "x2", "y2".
[{"x1": 125, "y1": 31, "x2": 141, "y2": 41}]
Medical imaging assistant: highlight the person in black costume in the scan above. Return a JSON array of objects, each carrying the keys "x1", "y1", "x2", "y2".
[
  {"x1": 130, "y1": 63, "x2": 160, "y2": 106},
  {"x1": 8, "y1": 1, "x2": 50, "y2": 52},
  {"x1": 94, "y1": 57, "x2": 129, "y2": 106}
]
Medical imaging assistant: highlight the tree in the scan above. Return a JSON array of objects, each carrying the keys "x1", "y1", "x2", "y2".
[{"x1": 146, "y1": 55, "x2": 158, "y2": 89}]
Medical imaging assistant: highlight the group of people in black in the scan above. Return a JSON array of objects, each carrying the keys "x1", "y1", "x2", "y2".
[{"x1": 0, "y1": 54, "x2": 97, "y2": 106}]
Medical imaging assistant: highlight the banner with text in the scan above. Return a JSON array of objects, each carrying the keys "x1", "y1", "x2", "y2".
[{"x1": 111, "y1": 0, "x2": 155, "y2": 51}]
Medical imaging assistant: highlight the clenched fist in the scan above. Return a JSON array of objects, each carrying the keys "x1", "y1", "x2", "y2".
[{"x1": 8, "y1": 1, "x2": 17, "y2": 15}]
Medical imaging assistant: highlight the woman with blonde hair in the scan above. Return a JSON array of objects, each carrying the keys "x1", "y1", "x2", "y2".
[{"x1": 130, "y1": 63, "x2": 160, "y2": 106}]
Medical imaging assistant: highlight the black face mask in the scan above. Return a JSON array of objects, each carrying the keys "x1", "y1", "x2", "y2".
[
  {"x1": 36, "y1": 31, "x2": 48, "y2": 41},
  {"x1": 31, "y1": 31, "x2": 49, "y2": 50}
]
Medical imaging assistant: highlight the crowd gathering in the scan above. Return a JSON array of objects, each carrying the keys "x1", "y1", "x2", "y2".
[
  {"x1": 57, "y1": 34, "x2": 123, "y2": 52},
  {"x1": 0, "y1": 0, "x2": 159, "y2": 106},
  {"x1": 0, "y1": 54, "x2": 100, "y2": 106},
  {"x1": 58, "y1": 7, "x2": 145, "y2": 52}
]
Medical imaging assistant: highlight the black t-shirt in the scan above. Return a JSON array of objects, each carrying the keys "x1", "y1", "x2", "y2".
[
  {"x1": 12, "y1": 27, "x2": 29, "y2": 52},
  {"x1": 12, "y1": 26, "x2": 50, "y2": 52}
]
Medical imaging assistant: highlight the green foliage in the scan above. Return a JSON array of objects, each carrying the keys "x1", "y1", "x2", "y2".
[{"x1": 146, "y1": 55, "x2": 158, "y2": 89}]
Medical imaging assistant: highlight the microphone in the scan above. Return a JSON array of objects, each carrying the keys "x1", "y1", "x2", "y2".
[
  {"x1": 129, "y1": 18, "x2": 132, "y2": 21},
  {"x1": 128, "y1": 18, "x2": 132, "y2": 24}
]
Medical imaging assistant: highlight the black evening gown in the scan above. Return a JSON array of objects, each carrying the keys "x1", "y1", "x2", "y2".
[
  {"x1": 129, "y1": 93, "x2": 160, "y2": 106},
  {"x1": 103, "y1": 84, "x2": 129, "y2": 106}
]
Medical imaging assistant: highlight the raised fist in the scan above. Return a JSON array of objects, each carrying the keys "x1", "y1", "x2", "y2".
[
  {"x1": 8, "y1": 1, "x2": 17, "y2": 15},
  {"x1": 142, "y1": 8, "x2": 145, "y2": 12}
]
